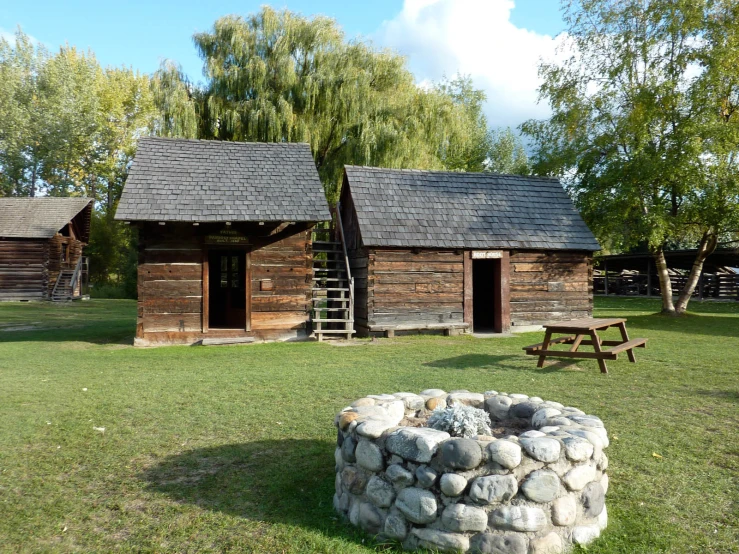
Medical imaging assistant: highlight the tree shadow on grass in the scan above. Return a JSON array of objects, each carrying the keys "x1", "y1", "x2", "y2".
[
  {"x1": 691, "y1": 388, "x2": 739, "y2": 402},
  {"x1": 423, "y1": 354, "x2": 523, "y2": 370},
  {"x1": 141, "y1": 439, "x2": 371, "y2": 546}
]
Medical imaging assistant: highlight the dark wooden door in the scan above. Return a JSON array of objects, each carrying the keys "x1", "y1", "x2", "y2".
[{"x1": 208, "y1": 250, "x2": 247, "y2": 329}]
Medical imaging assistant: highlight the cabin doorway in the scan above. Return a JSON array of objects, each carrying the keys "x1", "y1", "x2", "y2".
[
  {"x1": 472, "y1": 259, "x2": 498, "y2": 331},
  {"x1": 208, "y1": 250, "x2": 247, "y2": 329}
]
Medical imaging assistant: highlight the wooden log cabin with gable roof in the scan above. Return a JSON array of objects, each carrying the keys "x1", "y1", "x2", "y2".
[
  {"x1": 115, "y1": 137, "x2": 331, "y2": 346},
  {"x1": 0, "y1": 197, "x2": 92, "y2": 301},
  {"x1": 339, "y1": 167, "x2": 601, "y2": 337}
]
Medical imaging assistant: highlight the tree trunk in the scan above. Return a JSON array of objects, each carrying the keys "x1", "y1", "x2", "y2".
[
  {"x1": 674, "y1": 232, "x2": 718, "y2": 314},
  {"x1": 652, "y1": 246, "x2": 675, "y2": 314}
]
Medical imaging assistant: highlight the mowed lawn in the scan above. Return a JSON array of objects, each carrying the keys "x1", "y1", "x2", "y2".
[{"x1": 0, "y1": 298, "x2": 737, "y2": 554}]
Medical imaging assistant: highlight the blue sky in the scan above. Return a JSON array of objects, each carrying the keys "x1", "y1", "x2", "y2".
[{"x1": 1, "y1": 0, "x2": 567, "y2": 129}]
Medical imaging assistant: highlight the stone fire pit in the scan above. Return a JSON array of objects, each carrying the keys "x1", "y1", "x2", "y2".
[{"x1": 334, "y1": 390, "x2": 609, "y2": 553}]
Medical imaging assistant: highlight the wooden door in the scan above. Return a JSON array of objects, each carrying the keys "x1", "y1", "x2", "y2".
[{"x1": 208, "y1": 250, "x2": 247, "y2": 329}]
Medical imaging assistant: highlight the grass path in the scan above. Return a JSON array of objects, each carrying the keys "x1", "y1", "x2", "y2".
[{"x1": 0, "y1": 298, "x2": 737, "y2": 553}]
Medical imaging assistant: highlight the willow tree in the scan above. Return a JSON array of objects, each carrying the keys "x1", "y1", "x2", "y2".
[
  {"x1": 153, "y1": 7, "x2": 491, "y2": 203},
  {"x1": 523, "y1": 0, "x2": 739, "y2": 315}
]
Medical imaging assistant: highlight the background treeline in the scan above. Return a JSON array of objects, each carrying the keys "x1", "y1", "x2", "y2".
[{"x1": 0, "y1": 8, "x2": 528, "y2": 297}]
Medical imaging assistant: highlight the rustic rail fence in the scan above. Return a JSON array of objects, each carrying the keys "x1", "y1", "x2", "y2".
[{"x1": 594, "y1": 272, "x2": 739, "y2": 300}]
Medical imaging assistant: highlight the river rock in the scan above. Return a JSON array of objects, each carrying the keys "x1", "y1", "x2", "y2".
[
  {"x1": 351, "y1": 397, "x2": 375, "y2": 407},
  {"x1": 551, "y1": 495, "x2": 577, "y2": 526},
  {"x1": 366, "y1": 475, "x2": 395, "y2": 508},
  {"x1": 341, "y1": 434, "x2": 357, "y2": 463},
  {"x1": 582, "y1": 481, "x2": 605, "y2": 517},
  {"x1": 572, "y1": 524, "x2": 600, "y2": 545},
  {"x1": 532, "y1": 408, "x2": 562, "y2": 428},
  {"x1": 521, "y1": 469, "x2": 561, "y2": 503},
  {"x1": 412, "y1": 528, "x2": 470, "y2": 553},
  {"x1": 395, "y1": 487, "x2": 438, "y2": 524},
  {"x1": 415, "y1": 465, "x2": 438, "y2": 489},
  {"x1": 567, "y1": 429, "x2": 604, "y2": 457},
  {"x1": 420, "y1": 388, "x2": 447, "y2": 398},
  {"x1": 341, "y1": 466, "x2": 367, "y2": 495},
  {"x1": 489, "y1": 506, "x2": 547, "y2": 532},
  {"x1": 386, "y1": 464, "x2": 414, "y2": 489},
  {"x1": 469, "y1": 533, "x2": 527, "y2": 554},
  {"x1": 529, "y1": 532, "x2": 563, "y2": 554},
  {"x1": 488, "y1": 440, "x2": 522, "y2": 469},
  {"x1": 568, "y1": 415, "x2": 604, "y2": 428},
  {"x1": 359, "y1": 502, "x2": 384, "y2": 533},
  {"x1": 520, "y1": 437, "x2": 562, "y2": 463},
  {"x1": 563, "y1": 463, "x2": 597, "y2": 491},
  {"x1": 601, "y1": 472, "x2": 609, "y2": 494},
  {"x1": 356, "y1": 419, "x2": 398, "y2": 439},
  {"x1": 469, "y1": 474, "x2": 518, "y2": 504},
  {"x1": 356, "y1": 439, "x2": 385, "y2": 472},
  {"x1": 448, "y1": 392, "x2": 485, "y2": 408},
  {"x1": 510, "y1": 401, "x2": 540, "y2": 419},
  {"x1": 383, "y1": 509, "x2": 408, "y2": 540},
  {"x1": 562, "y1": 436, "x2": 594, "y2": 462},
  {"x1": 485, "y1": 396, "x2": 513, "y2": 420},
  {"x1": 441, "y1": 503, "x2": 488, "y2": 532},
  {"x1": 442, "y1": 438, "x2": 483, "y2": 470},
  {"x1": 386, "y1": 427, "x2": 451, "y2": 463},
  {"x1": 440, "y1": 473, "x2": 467, "y2": 497}
]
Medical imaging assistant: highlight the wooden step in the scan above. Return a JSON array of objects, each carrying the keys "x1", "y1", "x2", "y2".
[
  {"x1": 311, "y1": 298, "x2": 349, "y2": 303},
  {"x1": 312, "y1": 277, "x2": 347, "y2": 281},
  {"x1": 312, "y1": 287, "x2": 349, "y2": 292},
  {"x1": 313, "y1": 319, "x2": 354, "y2": 323},
  {"x1": 312, "y1": 308, "x2": 350, "y2": 312},
  {"x1": 198, "y1": 337, "x2": 256, "y2": 346},
  {"x1": 314, "y1": 329, "x2": 357, "y2": 335}
]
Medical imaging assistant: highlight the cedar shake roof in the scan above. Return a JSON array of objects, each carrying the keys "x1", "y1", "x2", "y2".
[
  {"x1": 115, "y1": 137, "x2": 331, "y2": 223},
  {"x1": 344, "y1": 166, "x2": 600, "y2": 251},
  {"x1": 0, "y1": 197, "x2": 92, "y2": 239}
]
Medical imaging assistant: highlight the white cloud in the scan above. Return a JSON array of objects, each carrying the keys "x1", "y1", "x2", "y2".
[
  {"x1": 0, "y1": 27, "x2": 40, "y2": 46},
  {"x1": 375, "y1": 0, "x2": 565, "y2": 129}
]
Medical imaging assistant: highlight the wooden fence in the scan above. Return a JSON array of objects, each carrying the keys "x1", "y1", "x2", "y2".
[{"x1": 594, "y1": 273, "x2": 739, "y2": 300}]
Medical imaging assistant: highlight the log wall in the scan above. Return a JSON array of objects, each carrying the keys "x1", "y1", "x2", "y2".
[
  {"x1": 347, "y1": 247, "x2": 593, "y2": 334},
  {"x1": 361, "y1": 248, "x2": 466, "y2": 334},
  {"x1": 135, "y1": 223, "x2": 313, "y2": 345},
  {"x1": 509, "y1": 250, "x2": 593, "y2": 326},
  {"x1": 0, "y1": 238, "x2": 48, "y2": 301}
]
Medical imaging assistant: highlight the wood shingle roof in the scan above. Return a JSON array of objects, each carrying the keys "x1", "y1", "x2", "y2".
[
  {"x1": 344, "y1": 166, "x2": 600, "y2": 251},
  {"x1": 115, "y1": 137, "x2": 330, "y2": 223},
  {"x1": 0, "y1": 197, "x2": 92, "y2": 239}
]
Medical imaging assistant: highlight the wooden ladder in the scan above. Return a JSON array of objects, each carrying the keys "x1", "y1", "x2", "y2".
[{"x1": 311, "y1": 214, "x2": 355, "y2": 341}]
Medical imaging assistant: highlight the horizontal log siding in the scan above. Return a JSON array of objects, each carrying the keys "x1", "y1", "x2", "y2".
[
  {"x1": 250, "y1": 230, "x2": 311, "y2": 330},
  {"x1": 0, "y1": 238, "x2": 48, "y2": 300},
  {"x1": 137, "y1": 225, "x2": 312, "y2": 341},
  {"x1": 138, "y1": 232, "x2": 203, "y2": 335},
  {"x1": 509, "y1": 250, "x2": 593, "y2": 326},
  {"x1": 368, "y1": 248, "x2": 465, "y2": 328}
]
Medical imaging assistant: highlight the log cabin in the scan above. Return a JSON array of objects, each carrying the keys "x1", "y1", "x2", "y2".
[
  {"x1": 115, "y1": 137, "x2": 331, "y2": 346},
  {"x1": 338, "y1": 166, "x2": 600, "y2": 337},
  {"x1": 0, "y1": 197, "x2": 92, "y2": 301}
]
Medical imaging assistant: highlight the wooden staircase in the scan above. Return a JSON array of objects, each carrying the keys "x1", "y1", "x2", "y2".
[
  {"x1": 311, "y1": 220, "x2": 355, "y2": 340},
  {"x1": 51, "y1": 256, "x2": 84, "y2": 301}
]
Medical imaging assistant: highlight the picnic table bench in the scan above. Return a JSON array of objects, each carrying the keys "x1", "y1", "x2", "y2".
[{"x1": 523, "y1": 317, "x2": 647, "y2": 374}]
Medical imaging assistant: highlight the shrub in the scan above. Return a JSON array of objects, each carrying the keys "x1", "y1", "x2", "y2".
[{"x1": 427, "y1": 405, "x2": 492, "y2": 438}]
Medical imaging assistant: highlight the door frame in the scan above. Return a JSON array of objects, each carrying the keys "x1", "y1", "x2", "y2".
[
  {"x1": 463, "y1": 250, "x2": 511, "y2": 333},
  {"x1": 202, "y1": 247, "x2": 251, "y2": 333}
]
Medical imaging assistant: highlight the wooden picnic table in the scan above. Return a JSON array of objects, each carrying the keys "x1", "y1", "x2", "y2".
[{"x1": 523, "y1": 317, "x2": 647, "y2": 374}]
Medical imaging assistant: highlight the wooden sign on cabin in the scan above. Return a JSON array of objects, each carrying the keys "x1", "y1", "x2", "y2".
[
  {"x1": 205, "y1": 228, "x2": 250, "y2": 245},
  {"x1": 471, "y1": 250, "x2": 503, "y2": 259}
]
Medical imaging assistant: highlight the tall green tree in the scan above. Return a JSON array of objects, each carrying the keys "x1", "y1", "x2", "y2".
[
  {"x1": 487, "y1": 128, "x2": 530, "y2": 175},
  {"x1": 153, "y1": 8, "x2": 493, "y2": 202},
  {"x1": 523, "y1": 0, "x2": 739, "y2": 315}
]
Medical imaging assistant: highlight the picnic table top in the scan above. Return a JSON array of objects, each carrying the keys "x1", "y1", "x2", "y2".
[{"x1": 543, "y1": 317, "x2": 626, "y2": 331}]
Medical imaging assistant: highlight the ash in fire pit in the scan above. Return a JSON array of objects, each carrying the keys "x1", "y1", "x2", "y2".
[{"x1": 334, "y1": 390, "x2": 609, "y2": 553}]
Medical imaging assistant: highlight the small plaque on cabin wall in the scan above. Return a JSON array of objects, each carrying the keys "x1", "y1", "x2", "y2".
[
  {"x1": 471, "y1": 250, "x2": 503, "y2": 259},
  {"x1": 205, "y1": 228, "x2": 250, "y2": 245},
  {"x1": 260, "y1": 279, "x2": 274, "y2": 291}
]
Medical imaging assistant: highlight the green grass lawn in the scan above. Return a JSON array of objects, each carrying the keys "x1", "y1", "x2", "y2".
[{"x1": 0, "y1": 298, "x2": 737, "y2": 553}]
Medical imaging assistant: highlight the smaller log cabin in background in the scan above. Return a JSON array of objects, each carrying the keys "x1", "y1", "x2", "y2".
[
  {"x1": 0, "y1": 198, "x2": 92, "y2": 301},
  {"x1": 115, "y1": 137, "x2": 330, "y2": 346},
  {"x1": 339, "y1": 167, "x2": 600, "y2": 337}
]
